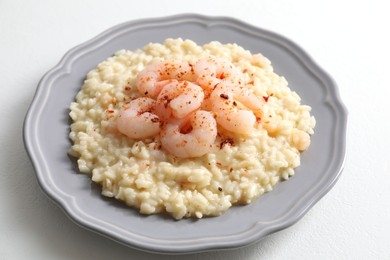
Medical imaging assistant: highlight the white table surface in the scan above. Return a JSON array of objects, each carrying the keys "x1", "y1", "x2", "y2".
[{"x1": 1, "y1": 0, "x2": 389, "y2": 259}]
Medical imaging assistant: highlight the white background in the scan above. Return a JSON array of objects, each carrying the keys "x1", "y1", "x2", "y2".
[{"x1": 1, "y1": 0, "x2": 389, "y2": 259}]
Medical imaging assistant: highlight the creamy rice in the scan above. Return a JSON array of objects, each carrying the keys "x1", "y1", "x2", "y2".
[{"x1": 68, "y1": 38, "x2": 315, "y2": 219}]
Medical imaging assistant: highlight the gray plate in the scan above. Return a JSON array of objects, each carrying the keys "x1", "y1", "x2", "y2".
[{"x1": 23, "y1": 14, "x2": 348, "y2": 254}]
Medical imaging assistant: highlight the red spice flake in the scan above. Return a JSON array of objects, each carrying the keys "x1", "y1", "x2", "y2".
[
  {"x1": 151, "y1": 117, "x2": 160, "y2": 123},
  {"x1": 162, "y1": 95, "x2": 171, "y2": 108},
  {"x1": 189, "y1": 63, "x2": 194, "y2": 72},
  {"x1": 216, "y1": 162, "x2": 222, "y2": 166},
  {"x1": 263, "y1": 96, "x2": 269, "y2": 102},
  {"x1": 233, "y1": 101, "x2": 237, "y2": 106},
  {"x1": 219, "y1": 73, "x2": 226, "y2": 79},
  {"x1": 136, "y1": 111, "x2": 143, "y2": 116},
  {"x1": 270, "y1": 93, "x2": 274, "y2": 96},
  {"x1": 107, "y1": 109, "x2": 114, "y2": 113},
  {"x1": 180, "y1": 123, "x2": 193, "y2": 134},
  {"x1": 218, "y1": 187, "x2": 223, "y2": 191},
  {"x1": 144, "y1": 91, "x2": 148, "y2": 95},
  {"x1": 247, "y1": 80, "x2": 254, "y2": 85},
  {"x1": 220, "y1": 93, "x2": 229, "y2": 99},
  {"x1": 242, "y1": 68, "x2": 248, "y2": 73},
  {"x1": 229, "y1": 168, "x2": 233, "y2": 172},
  {"x1": 220, "y1": 139, "x2": 234, "y2": 149},
  {"x1": 124, "y1": 86, "x2": 131, "y2": 91},
  {"x1": 256, "y1": 117, "x2": 262, "y2": 123}
]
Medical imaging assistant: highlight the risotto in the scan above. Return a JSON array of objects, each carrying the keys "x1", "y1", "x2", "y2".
[{"x1": 68, "y1": 38, "x2": 316, "y2": 219}]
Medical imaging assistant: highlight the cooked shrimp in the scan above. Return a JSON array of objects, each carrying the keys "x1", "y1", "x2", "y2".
[
  {"x1": 160, "y1": 110, "x2": 217, "y2": 158},
  {"x1": 136, "y1": 59, "x2": 196, "y2": 98},
  {"x1": 196, "y1": 74, "x2": 221, "y2": 93},
  {"x1": 290, "y1": 129, "x2": 311, "y2": 151},
  {"x1": 154, "y1": 80, "x2": 204, "y2": 120},
  {"x1": 194, "y1": 57, "x2": 254, "y2": 114},
  {"x1": 194, "y1": 57, "x2": 244, "y2": 84},
  {"x1": 116, "y1": 97, "x2": 160, "y2": 139},
  {"x1": 230, "y1": 84, "x2": 264, "y2": 118},
  {"x1": 210, "y1": 83, "x2": 257, "y2": 134}
]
